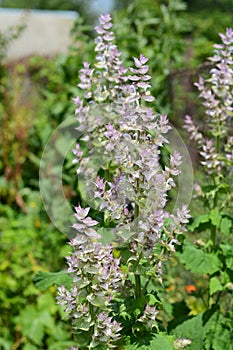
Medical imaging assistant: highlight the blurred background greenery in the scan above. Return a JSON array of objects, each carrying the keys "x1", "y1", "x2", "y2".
[{"x1": 0, "y1": 0, "x2": 233, "y2": 348}]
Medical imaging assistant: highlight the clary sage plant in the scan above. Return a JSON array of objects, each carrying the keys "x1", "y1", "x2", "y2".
[
  {"x1": 179, "y1": 28, "x2": 233, "y2": 347},
  {"x1": 184, "y1": 27, "x2": 233, "y2": 253},
  {"x1": 57, "y1": 13, "x2": 191, "y2": 349}
]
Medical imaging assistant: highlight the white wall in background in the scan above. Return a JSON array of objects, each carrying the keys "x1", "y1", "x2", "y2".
[{"x1": 0, "y1": 9, "x2": 78, "y2": 61}]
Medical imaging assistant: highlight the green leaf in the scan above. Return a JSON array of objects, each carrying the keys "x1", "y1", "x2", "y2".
[
  {"x1": 22, "y1": 344, "x2": 38, "y2": 350},
  {"x1": 209, "y1": 277, "x2": 223, "y2": 296},
  {"x1": 209, "y1": 209, "x2": 222, "y2": 227},
  {"x1": 220, "y1": 244, "x2": 233, "y2": 270},
  {"x1": 52, "y1": 102, "x2": 65, "y2": 116},
  {"x1": 119, "y1": 303, "x2": 131, "y2": 320},
  {"x1": 33, "y1": 270, "x2": 72, "y2": 291},
  {"x1": 73, "y1": 330, "x2": 91, "y2": 347},
  {"x1": 149, "y1": 334, "x2": 175, "y2": 349},
  {"x1": 188, "y1": 215, "x2": 210, "y2": 232},
  {"x1": 0, "y1": 338, "x2": 13, "y2": 350},
  {"x1": 73, "y1": 318, "x2": 92, "y2": 331},
  {"x1": 37, "y1": 292, "x2": 58, "y2": 314},
  {"x1": 220, "y1": 217, "x2": 232, "y2": 235},
  {"x1": 15, "y1": 305, "x2": 46, "y2": 345},
  {"x1": 203, "y1": 308, "x2": 233, "y2": 349},
  {"x1": 171, "y1": 314, "x2": 204, "y2": 350},
  {"x1": 147, "y1": 294, "x2": 158, "y2": 306},
  {"x1": 124, "y1": 333, "x2": 175, "y2": 349},
  {"x1": 177, "y1": 243, "x2": 221, "y2": 275},
  {"x1": 129, "y1": 296, "x2": 147, "y2": 314}
]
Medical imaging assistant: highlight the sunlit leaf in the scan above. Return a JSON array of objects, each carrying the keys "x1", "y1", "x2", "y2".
[
  {"x1": 209, "y1": 277, "x2": 223, "y2": 296},
  {"x1": 33, "y1": 270, "x2": 72, "y2": 291},
  {"x1": 177, "y1": 243, "x2": 221, "y2": 275},
  {"x1": 171, "y1": 314, "x2": 204, "y2": 350}
]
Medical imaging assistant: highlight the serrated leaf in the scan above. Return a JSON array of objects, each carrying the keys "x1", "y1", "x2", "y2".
[
  {"x1": 149, "y1": 334, "x2": 175, "y2": 349},
  {"x1": 209, "y1": 277, "x2": 223, "y2": 296},
  {"x1": 33, "y1": 270, "x2": 72, "y2": 291},
  {"x1": 203, "y1": 309, "x2": 233, "y2": 349},
  {"x1": 150, "y1": 334, "x2": 174, "y2": 350},
  {"x1": 171, "y1": 314, "x2": 204, "y2": 350},
  {"x1": 124, "y1": 333, "x2": 175, "y2": 349},
  {"x1": 177, "y1": 243, "x2": 221, "y2": 275}
]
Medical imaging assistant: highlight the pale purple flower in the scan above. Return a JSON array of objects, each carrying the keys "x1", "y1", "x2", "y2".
[
  {"x1": 73, "y1": 205, "x2": 90, "y2": 221},
  {"x1": 72, "y1": 144, "x2": 83, "y2": 164},
  {"x1": 184, "y1": 27, "x2": 233, "y2": 210},
  {"x1": 58, "y1": 241, "x2": 124, "y2": 345},
  {"x1": 72, "y1": 205, "x2": 101, "y2": 240},
  {"x1": 58, "y1": 13, "x2": 192, "y2": 348},
  {"x1": 94, "y1": 176, "x2": 106, "y2": 198},
  {"x1": 184, "y1": 115, "x2": 203, "y2": 147},
  {"x1": 138, "y1": 304, "x2": 159, "y2": 329},
  {"x1": 199, "y1": 139, "x2": 220, "y2": 174},
  {"x1": 91, "y1": 312, "x2": 122, "y2": 347}
]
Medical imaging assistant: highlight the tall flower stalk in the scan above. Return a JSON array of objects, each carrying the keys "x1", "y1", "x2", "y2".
[
  {"x1": 57, "y1": 13, "x2": 190, "y2": 349},
  {"x1": 181, "y1": 28, "x2": 233, "y2": 327},
  {"x1": 184, "y1": 28, "x2": 233, "y2": 249}
]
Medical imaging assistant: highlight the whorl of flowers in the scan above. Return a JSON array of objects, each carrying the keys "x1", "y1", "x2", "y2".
[
  {"x1": 72, "y1": 14, "x2": 189, "y2": 249},
  {"x1": 57, "y1": 13, "x2": 190, "y2": 347},
  {"x1": 57, "y1": 205, "x2": 123, "y2": 348},
  {"x1": 137, "y1": 304, "x2": 159, "y2": 330},
  {"x1": 184, "y1": 28, "x2": 233, "y2": 176}
]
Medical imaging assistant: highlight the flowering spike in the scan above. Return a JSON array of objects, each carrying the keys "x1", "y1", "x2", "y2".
[
  {"x1": 184, "y1": 27, "x2": 233, "y2": 175},
  {"x1": 58, "y1": 13, "x2": 190, "y2": 348}
]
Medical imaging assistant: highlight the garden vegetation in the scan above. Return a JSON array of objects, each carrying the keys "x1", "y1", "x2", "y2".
[{"x1": 0, "y1": 1, "x2": 233, "y2": 349}]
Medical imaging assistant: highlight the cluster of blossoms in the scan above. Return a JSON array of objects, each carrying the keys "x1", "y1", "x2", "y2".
[
  {"x1": 137, "y1": 304, "x2": 159, "y2": 330},
  {"x1": 57, "y1": 206, "x2": 123, "y2": 348},
  {"x1": 58, "y1": 14, "x2": 190, "y2": 348},
  {"x1": 184, "y1": 28, "x2": 233, "y2": 177}
]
